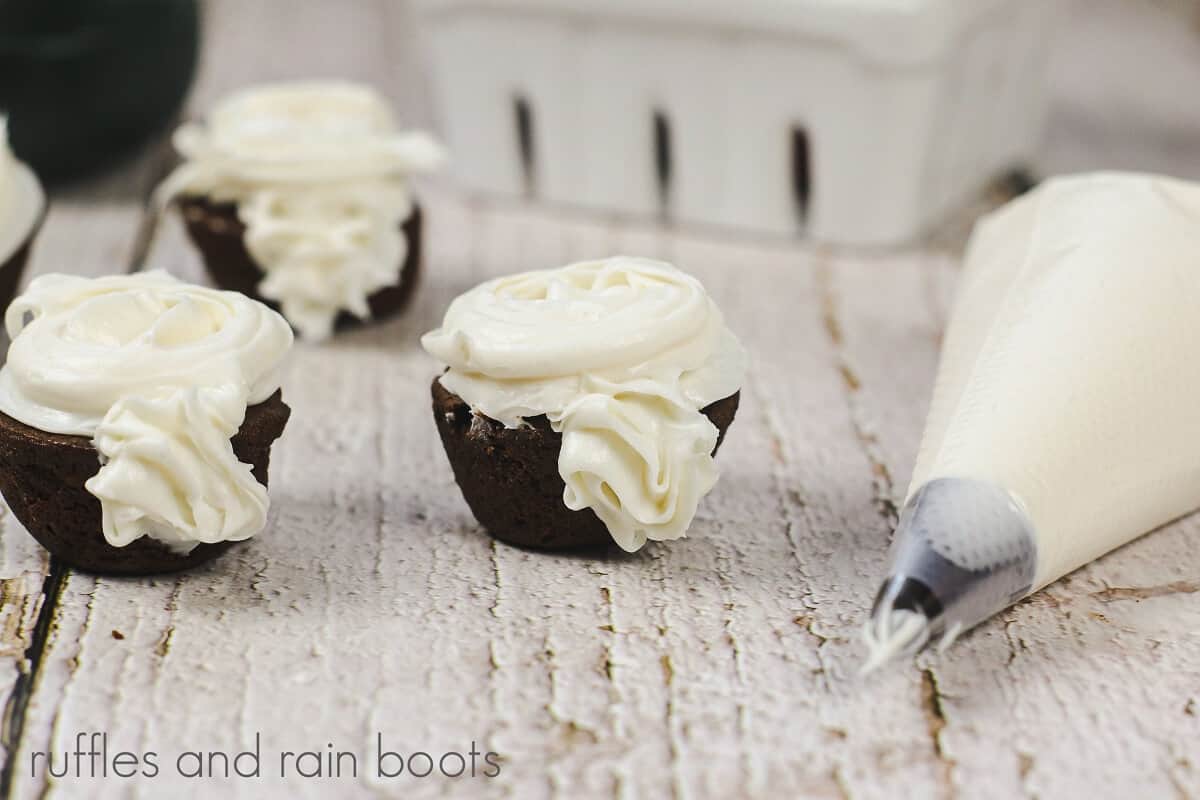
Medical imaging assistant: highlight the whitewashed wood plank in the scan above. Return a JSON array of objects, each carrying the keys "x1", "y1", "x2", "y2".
[
  {"x1": 689, "y1": 241, "x2": 947, "y2": 800},
  {"x1": 0, "y1": 146, "x2": 173, "y2": 794}
]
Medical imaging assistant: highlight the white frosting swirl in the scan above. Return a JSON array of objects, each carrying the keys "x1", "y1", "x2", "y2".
[
  {"x1": 157, "y1": 81, "x2": 445, "y2": 341},
  {"x1": 422, "y1": 257, "x2": 745, "y2": 551},
  {"x1": 0, "y1": 117, "x2": 45, "y2": 265},
  {"x1": 0, "y1": 271, "x2": 293, "y2": 552}
]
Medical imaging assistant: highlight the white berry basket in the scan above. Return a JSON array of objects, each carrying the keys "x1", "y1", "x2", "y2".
[{"x1": 413, "y1": 0, "x2": 1062, "y2": 246}]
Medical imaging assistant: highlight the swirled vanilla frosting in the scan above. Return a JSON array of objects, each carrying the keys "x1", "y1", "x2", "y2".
[
  {"x1": 0, "y1": 117, "x2": 45, "y2": 266},
  {"x1": 0, "y1": 271, "x2": 293, "y2": 552},
  {"x1": 421, "y1": 257, "x2": 746, "y2": 551},
  {"x1": 156, "y1": 81, "x2": 445, "y2": 341}
]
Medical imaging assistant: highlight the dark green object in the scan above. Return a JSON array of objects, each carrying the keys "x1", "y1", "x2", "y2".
[{"x1": 0, "y1": 0, "x2": 199, "y2": 184}]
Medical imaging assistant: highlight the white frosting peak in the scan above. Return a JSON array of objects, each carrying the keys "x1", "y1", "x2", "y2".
[
  {"x1": 0, "y1": 271, "x2": 293, "y2": 552},
  {"x1": 158, "y1": 81, "x2": 445, "y2": 341},
  {"x1": 422, "y1": 257, "x2": 745, "y2": 551},
  {"x1": 0, "y1": 117, "x2": 45, "y2": 266}
]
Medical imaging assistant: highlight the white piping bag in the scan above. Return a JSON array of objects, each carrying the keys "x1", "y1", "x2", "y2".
[{"x1": 863, "y1": 173, "x2": 1200, "y2": 671}]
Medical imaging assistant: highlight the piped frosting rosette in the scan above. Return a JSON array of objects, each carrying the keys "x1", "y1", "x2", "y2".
[
  {"x1": 422, "y1": 257, "x2": 746, "y2": 551},
  {"x1": 0, "y1": 271, "x2": 293, "y2": 552},
  {"x1": 156, "y1": 81, "x2": 446, "y2": 341}
]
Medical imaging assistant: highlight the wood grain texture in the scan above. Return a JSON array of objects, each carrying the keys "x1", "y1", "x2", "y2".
[
  {"x1": 1, "y1": 0, "x2": 1198, "y2": 798},
  {"x1": 0, "y1": 143, "x2": 173, "y2": 795}
]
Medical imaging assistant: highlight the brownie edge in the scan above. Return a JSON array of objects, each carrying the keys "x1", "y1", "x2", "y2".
[
  {"x1": 178, "y1": 197, "x2": 423, "y2": 332},
  {"x1": 432, "y1": 379, "x2": 740, "y2": 551},
  {"x1": 0, "y1": 391, "x2": 291, "y2": 575}
]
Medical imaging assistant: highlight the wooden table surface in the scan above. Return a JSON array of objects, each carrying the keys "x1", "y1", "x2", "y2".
[{"x1": 1, "y1": 1, "x2": 1197, "y2": 798}]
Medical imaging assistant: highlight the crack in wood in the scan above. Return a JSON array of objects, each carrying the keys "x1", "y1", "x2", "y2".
[
  {"x1": 1090, "y1": 581, "x2": 1200, "y2": 602},
  {"x1": 155, "y1": 626, "x2": 176, "y2": 659},
  {"x1": 542, "y1": 635, "x2": 604, "y2": 758},
  {"x1": 154, "y1": 578, "x2": 183, "y2": 661},
  {"x1": 742, "y1": 366, "x2": 832, "y2": 688},
  {"x1": 1001, "y1": 615, "x2": 1026, "y2": 668},
  {"x1": 920, "y1": 668, "x2": 956, "y2": 796},
  {"x1": 658, "y1": 652, "x2": 686, "y2": 800},
  {"x1": 0, "y1": 579, "x2": 35, "y2": 660},
  {"x1": 489, "y1": 539, "x2": 502, "y2": 619},
  {"x1": 1017, "y1": 751, "x2": 1034, "y2": 781},
  {"x1": 814, "y1": 256, "x2": 899, "y2": 528},
  {"x1": 599, "y1": 586, "x2": 617, "y2": 686},
  {"x1": 30, "y1": 577, "x2": 98, "y2": 800},
  {"x1": 0, "y1": 560, "x2": 66, "y2": 799},
  {"x1": 792, "y1": 614, "x2": 832, "y2": 653},
  {"x1": 831, "y1": 764, "x2": 854, "y2": 800},
  {"x1": 597, "y1": 582, "x2": 629, "y2": 798}
]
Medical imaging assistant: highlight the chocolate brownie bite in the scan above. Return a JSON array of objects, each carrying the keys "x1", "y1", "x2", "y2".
[
  {"x1": 422, "y1": 257, "x2": 747, "y2": 553},
  {"x1": 156, "y1": 80, "x2": 445, "y2": 342},
  {"x1": 178, "y1": 197, "x2": 423, "y2": 332},
  {"x1": 0, "y1": 271, "x2": 294, "y2": 575},
  {"x1": 0, "y1": 392, "x2": 290, "y2": 574},
  {"x1": 0, "y1": 118, "x2": 45, "y2": 311},
  {"x1": 432, "y1": 380, "x2": 740, "y2": 550}
]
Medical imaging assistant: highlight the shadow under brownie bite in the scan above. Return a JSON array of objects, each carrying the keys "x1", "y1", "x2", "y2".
[
  {"x1": 0, "y1": 271, "x2": 294, "y2": 575},
  {"x1": 422, "y1": 256, "x2": 747, "y2": 553}
]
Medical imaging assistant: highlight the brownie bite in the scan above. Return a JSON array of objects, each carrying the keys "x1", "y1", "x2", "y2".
[
  {"x1": 156, "y1": 81, "x2": 444, "y2": 341},
  {"x1": 0, "y1": 271, "x2": 294, "y2": 575},
  {"x1": 0, "y1": 393, "x2": 290, "y2": 575},
  {"x1": 178, "y1": 197, "x2": 423, "y2": 332},
  {"x1": 422, "y1": 257, "x2": 748, "y2": 553},
  {"x1": 432, "y1": 380, "x2": 739, "y2": 550}
]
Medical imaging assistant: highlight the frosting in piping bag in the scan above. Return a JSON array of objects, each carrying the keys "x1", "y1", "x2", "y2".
[
  {"x1": 422, "y1": 257, "x2": 745, "y2": 551},
  {"x1": 157, "y1": 81, "x2": 445, "y2": 341},
  {"x1": 0, "y1": 271, "x2": 293, "y2": 552},
  {"x1": 863, "y1": 172, "x2": 1200, "y2": 669}
]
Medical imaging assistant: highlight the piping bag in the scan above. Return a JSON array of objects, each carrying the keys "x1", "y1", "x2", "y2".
[{"x1": 863, "y1": 172, "x2": 1200, "y2": 671}]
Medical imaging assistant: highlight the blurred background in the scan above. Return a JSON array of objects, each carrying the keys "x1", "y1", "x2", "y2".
[{"x1": 1, "y1": 0, "x2": 1198, "y2": 241}]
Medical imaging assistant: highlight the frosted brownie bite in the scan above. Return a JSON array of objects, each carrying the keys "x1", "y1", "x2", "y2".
[
  {"x1": 0, "y1": 271, "x2": 293, "y2": 574},
  {"x1": 422, "y1": 257, "x2": 745, "y2": 551},
  {"x1": 157, "y1": 81, "x2": 445, "y2": 342}
]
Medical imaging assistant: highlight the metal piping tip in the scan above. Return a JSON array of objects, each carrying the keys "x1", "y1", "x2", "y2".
[
  {"x1": 860, "y1": 574, "x2": 942, "y2": 674},
  {"x1": 861, "y1": 606, "x2": 930, "y2": 675},
  {"x1": 860, "y1": 575, "x2": 969, "y2": 674},
  {"x1": 860, "y1": 478, "x2": 1039, "y2": 673}
]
